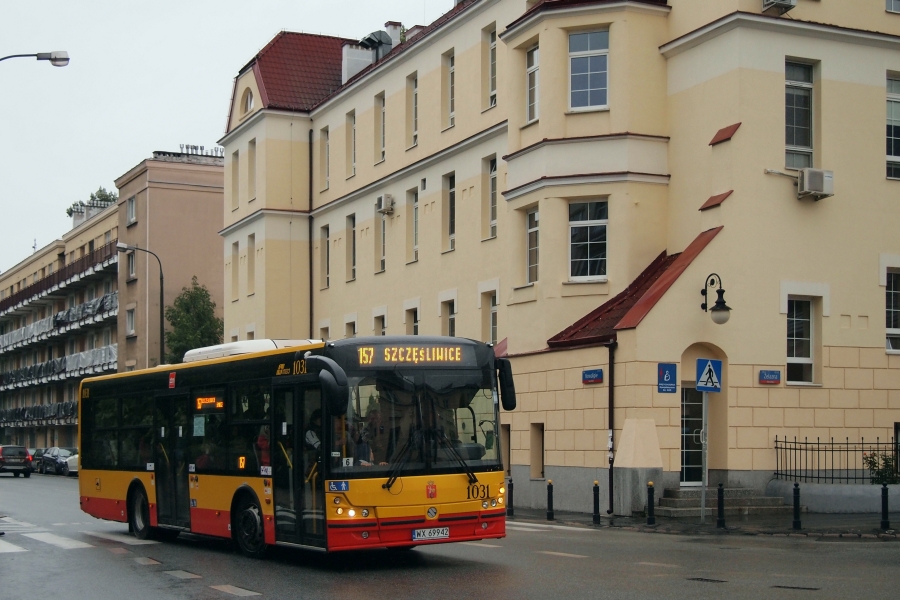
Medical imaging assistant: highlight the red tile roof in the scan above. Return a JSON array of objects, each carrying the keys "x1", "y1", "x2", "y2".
[
  {"x1": 699, "y1": 190, "x2": 733, "y2": 211},
  {"x1": 709, "y1": 123, "x2": 741, "y2": 146},
  {"x1": 547, "y1": 252, "x2": 677, "y2": 349},
  {"x1": 242, "y1": 31, "x2": 355, "y2": 114}
]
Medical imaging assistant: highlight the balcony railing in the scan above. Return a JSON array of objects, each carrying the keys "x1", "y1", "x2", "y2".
[
  {"x1": 0, "y1": 344, "x2": 117, "y2": 391},
  {"x1": 0, "y1": 401, "x2": 78, "y2": 427},
  {"x1": 0, "y1": 292, "x2": 118, "y2": 353},
  {"x1": 0, "y1": 239, "x2": 118, "y2": 314}
]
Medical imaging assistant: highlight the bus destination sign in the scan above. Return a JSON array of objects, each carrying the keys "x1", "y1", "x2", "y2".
[
  {"x1": 196, "y1": 395, "x2": 224, "y2": 412},
  {"x1": 357, "y1": 344, "x2": 470, "y2": 367}
]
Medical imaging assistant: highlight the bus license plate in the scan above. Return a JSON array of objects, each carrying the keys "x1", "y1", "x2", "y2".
[{"x1": 412, "y1": 527, "x2": 449, "y2": 541}]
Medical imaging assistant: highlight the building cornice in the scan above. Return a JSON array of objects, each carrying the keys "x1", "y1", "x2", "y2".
[
  {"x1": 311, "y1": 120, "x2": 508, "y2": 216},
  {"x1": 503, "y1": 171, "x2": 669, "y2": 201},
  {"x1": 217, "y1": 108, "x2": 311, "y2": 147},
  {"x1": 219, "y1": 208, "x2": 311, "y2": 238},
  {"x1": 502, "y1": 132, "x2": 669, "y2": 162},
  {"x1": 501, "y1": 1, "x2": 670, "y2": 43},
  {"x1": 660, "y1": 11, "x2": 900, "y2": 58}
]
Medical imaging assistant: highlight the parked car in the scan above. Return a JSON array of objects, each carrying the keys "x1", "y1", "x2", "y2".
[
  {"x1": 0, "y1": 445, "x2": 32, "y2": 477},
  {"x1": 41, "y1": 447, "x2": 77, "y2": 475},
  {"x1": 31, "y1": 448, "x2": 46, "y2": 473},
  {"x1": 65, "y1": 452, "x2": 79, "y2": 477}
]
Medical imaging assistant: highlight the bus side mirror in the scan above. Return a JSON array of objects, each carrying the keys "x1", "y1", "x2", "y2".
[
  {"x1": 496, "y1": 358, "x2": 517, "y2": 411},
  {"x1": 302, "y1": 354, "x2": 349, "y2": 415}
]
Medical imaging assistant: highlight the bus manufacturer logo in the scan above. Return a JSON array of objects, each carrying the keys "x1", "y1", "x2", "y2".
[
  {"x1": 427, "y1": 507, "x2": 438, "y2": 519},
  {"x1": 276, "y1": 364, "x2": 291, "y2": 376},
  {"x1": 426, "y1": 481, "x2": 437, "y2": 499}
]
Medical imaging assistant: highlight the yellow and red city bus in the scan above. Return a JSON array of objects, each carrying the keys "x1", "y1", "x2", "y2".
[{"x1": 78, "y1": 336, "x2": 516, "y2": 557}]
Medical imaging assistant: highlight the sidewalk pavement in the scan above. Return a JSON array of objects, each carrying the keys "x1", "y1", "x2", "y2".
[{"x1": 508, "y1": 507, "x2": 899, "y2": 540}]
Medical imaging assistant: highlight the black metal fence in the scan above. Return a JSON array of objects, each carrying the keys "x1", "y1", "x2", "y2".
[{"x1": 775, "y1": 436, "x2": 898, "y2": 484}]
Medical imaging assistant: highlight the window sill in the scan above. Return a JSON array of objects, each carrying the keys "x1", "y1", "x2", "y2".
[
  {"x1": 346, "y1": 278, "x2": 356, "y2": 284},
  {"x1": 247, "y1": 292, "x2": 255, "y2": 298},
  {"x1": 888, "y1": 177, "x2": 900, "y2": 182},
  {"x1": 249, "y1": 197, "x2": 256, "y2": 203},
  {"x1": 374, "y1": 159, "x2": 385, "y2": 166},
  {"x1": 406, "y1": 142, "x2": 418, "y2": 152},
  {"x1": 886, "y1": 350, "x2": 900, "y2": 355},
  {"x1": 481, "y1": 235, "x2": 497, "y2": 242},
  {"x1": 785, "y1": 381, "x2": 822, "y2": 388},
  {"x1": 231, "y1": 206, "x2": 239, "y2": 212},
  {"x1": 442, "y1": 247, "x2": 455, "y2": 255},
  {"x1": 564, "y1": 278, "x2": 608, "y2": 285},
  {"x1": 125, "y1": 333, "x2": 137, "y2": 339},
  {"x1": 126, "y1": 221, "x2": 138, "y2": 228},
  {"x1": 375, "y1": 269, "x2": 385, "y2": 275},
  {"x1": 513, "y1": 282, "x2": 534, "y2": 291},
  {"x1": 482, "y1": 103, "x2": 497, "y2": 115},
  {"x1": 521, "y1": 119, "x2": 539, "y2": 131},
  {"x1": 565, "y1": 106, "x2": 609, "y2": 115},
  {"x1": 320, "y1": 186, "x2": 329, "y2": 193},
  {"x1": 346, "y1": 174, "x2": 356, "y2": 181},
  {"x1": 319, "y1": 287, "x2": 329, "y2": 292},
  {"x1": 406, "y1": 259, "x2": 418, "y2": 265},
  {"x1": 231, "y1": 298, "x2": 239, "y2": 303},
  {"x1": 125, "y1": 277, "x2": 137, "y2": 284},
  {"x1": 441, "y1": 124, "x2": 455, "y2": 134}
]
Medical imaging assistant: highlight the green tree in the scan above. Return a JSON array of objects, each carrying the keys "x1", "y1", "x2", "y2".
[
  {"x1": 66, "y1": 186, "x2": 118, "y2": 217},
  {"x1": 164, "y1": 276, "x2": 223, "y2": 363}
]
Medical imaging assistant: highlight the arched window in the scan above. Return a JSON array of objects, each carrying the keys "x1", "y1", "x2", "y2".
[{"x1": 242, "y1": 89, "x2": 254, "y2": 114}]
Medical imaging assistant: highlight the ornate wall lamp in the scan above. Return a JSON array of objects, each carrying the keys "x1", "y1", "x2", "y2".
[{"x1": 701, "y1": 273, "x2": 732, "y2": 325}]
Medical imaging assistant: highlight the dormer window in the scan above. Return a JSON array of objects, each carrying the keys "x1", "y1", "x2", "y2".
[{"x1": 242, "y1": 89, "x2": 254, "y2": 114}]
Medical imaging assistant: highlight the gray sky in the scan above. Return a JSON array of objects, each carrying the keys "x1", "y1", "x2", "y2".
[{"x1": 0, "y1": 0, "x2": 454, "y2": 273}]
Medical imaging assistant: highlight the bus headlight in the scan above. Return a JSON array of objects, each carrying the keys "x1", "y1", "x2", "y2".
[
  {"x1": 336, "y1": 507, "x2": 344, "y2": 515},
  {"x1": 498, "y1": 497, "x2": 504, "y2": 504},
  {"x1": 348, "y1": 509, "x2": 356, "y2": 517},
  {"x1": 499, "y1": 487, "x2": 506, "y2": 494}
]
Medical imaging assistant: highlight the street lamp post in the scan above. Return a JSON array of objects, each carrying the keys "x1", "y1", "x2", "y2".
[
  {"x1": 117, "y1": 243, "x2": 165, "y2": 366},
  {"x1": 0, "y1": 51, "x2": 70, "y2": 67}
]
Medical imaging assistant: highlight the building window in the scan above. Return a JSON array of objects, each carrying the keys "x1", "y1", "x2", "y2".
[
  {"x1": 406, "y1": 308, "x2": 419, "y2": 335},
  {"x1": 888, "y1": 77, "x2": 900, "y2": 179},
  {"x1": 889, "y1": 0, "x2": 900, "y2": 13},
  {"x1": 322, "y1": 127, "x2": 330, "y2": 189},
  {"x1": 126, "y1": 309, "x2": 135, "y2": 336},
  {"x1": 408, "y1": 189, "x2": 419, "y2": 262},
  {"x1": 320, "y1": 327, "x2": 330, "y2": 341},
  {"x1": 127, "y1": 252, "x2": 136, "y2": 279},
  {"x1": 442, "y1": 300, "x2": 456, "y2": 337},
  {"x1": 569, "y1": 31, "x2": 609, "y2": 110},
  {"x1": 346, "y1": 322, "x2": 356, "y2": 339},
  {"x1": 247, "y1": 139, "x2": 256, "y2": 201},
  {"x1": 887, "y1": 272, "x2": 900, "y2": 350},
  {"x1": 408, "y1": 74, "x2": 419, "y2": 147},
  {"x1": 448, "y1": 53, "x2": 456, "y2": 128},
  {"x1": 569, "y1": 200, "x2": 608, "y2": 280},
  {"x1": 231, "y1": 242, "x2": 239, "y2": 300},
  {"x1": 786, "y1": 62, "x2": 813, "y2": 170},
  {"x1": 347, "y1": 111, "x2": 356, "y2": 177},
  {"x1": 787, "y1": 299, "x2": 813, "y2": 383},
  {"x1": 489, "y1": 29, "x2": 497, "y2": 107},
  {"x1": 247, "y1": 234, "x2": 255, "y2": 296},
  {"x1": 527, "y1": 209, "x2": 539, "y2": 283},
  {"x1": 526, "y1": 46, "x2": 539, "y2": 123},
  {"x1": 347, "y1": 215, "x2": 356, "y2": 281},
  {"x1": 321, "y1": 226, "x2": 330, "y2": 288},
  {"x1": 376, "y1": 315, "x2": 387, "y2": 336},
  {"x1": 126, "y1": 196, "x2": 136, "y2": 224},
  {"x1": 376, "y1": 92, "x2": 386, "y2": 163},
  {"x1": 446, "y1": 173, "x2": 456, "y2": 251},
  {"x1": 530, "y1": 423, "x2": 544, "y2": 479},
  {"x1": 242, "y1": 89, "x2": 254, "y2": 113},
  {"x1": 490, "y1": 293, "x2": 498, "y2": 345},
  {"x1": 489, "y1": 158, "x2": 498, "y2": 238},
  {"x1": 231, "y1": 151, "x2": 240, "y2": 210}
]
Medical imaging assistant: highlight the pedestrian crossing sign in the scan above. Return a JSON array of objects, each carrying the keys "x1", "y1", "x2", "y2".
[{"x1": 696, "y1": 358, "x2": 722, "y2": 393}]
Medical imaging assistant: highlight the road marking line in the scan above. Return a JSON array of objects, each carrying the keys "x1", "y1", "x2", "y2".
[
  {"x1": 507, "y1": 526, "x2": 543, "y2": 532},
  {"x1": 52, "y1": 523, "x2": 68, "y2": 526},
  {"x1": 108, "y1": 547, "x2": 132, "y2": 555},
  {"x1": 22, "y1": 533, "x2": 94, "y2": 549},
  {"x1": 460, "y1": 542, "x2": 503, "y2": 548},
  {"x1": 639, "y1": 562, "x2": 680, "y2": 568},
  {"x1": 1, "y1": 517, "x2": 35, "y2": 527},
  {"x1": 0, "y1": 539, "x2": 28, "y2": 553},
  {"x1": 82, "y1": 531, "x2": 159, "y2": 545},
  {"x1": 210, "y1": 585, "x2": 262, "y2": 597},
  {"x1": 165, "y1": 570, "x2": 202, "y2": 579},
  {"x1": 134, "y1": 557, "x2": 161, "y2": 565},
  {"x1": 537, "y1": 551, "x2": 588, "y2": 558},
  {"x1": 509, "y1": 522, "x2": 594, "y2": 532}
]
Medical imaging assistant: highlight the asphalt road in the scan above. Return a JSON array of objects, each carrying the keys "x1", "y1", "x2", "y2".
[{"x1": 1, "y1": 472, "x2": 898, "y2": 599}]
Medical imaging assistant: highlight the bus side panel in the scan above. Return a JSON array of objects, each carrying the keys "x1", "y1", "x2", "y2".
[
  {"x1": 189, "y1": 475, "x2": 274, "y2": 542},
  {"x1": 79, "y1": 470, "x2": 157, "y2": 524}
]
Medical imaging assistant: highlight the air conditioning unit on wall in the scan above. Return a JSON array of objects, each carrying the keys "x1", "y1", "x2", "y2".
[
  {"x1": 798, "y1": 169, "x2": 834, "y2": 200},
  {"x1": 762, "y1": 0, "x2": 796, "y2": 14},
  {"x1": 375, "y1": 194, "x2": 394, "y2": 214}
]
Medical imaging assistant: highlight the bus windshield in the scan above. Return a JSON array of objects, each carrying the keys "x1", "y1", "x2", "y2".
[{"x1": 329, "y1": 368, "x2": 500, "y2": 479}]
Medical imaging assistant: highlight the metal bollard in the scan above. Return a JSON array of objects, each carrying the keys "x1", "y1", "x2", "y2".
[
  {"x1": 507, "y1": 477, "x2": 514, "y2": 517},
  {"x1": 792, "y1": 483, "x2": 802, "y2": 530},
  {"x1": 593, "y1": 480, "x2": 601, "y2": 525},
  {"x1": 716, "y1": 483, "x2": 726, "y2": 529},
  {"x1": 647, "y1": 482, "x2": 656, "y2": 526},
  {"x1": 547, "y1": 480, "x2": 555, "y2": 521},
  {"x1": 881, "y1": 483, "x2": 890, "y2": 531}
]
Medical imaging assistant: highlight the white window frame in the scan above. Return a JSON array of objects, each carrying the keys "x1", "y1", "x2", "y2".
[
  {"x1": 786, "y1": 298, "x2": 814, "y2": 383},
  {"x1": 447, "y1": 300, "x2": 456, "y2": 337},
  {"x1": 889, "y1": 0, "x2": 900, "y2": 13},
  {"x1": 449, "y1": 54, "x2": 456, "y2": 128},
  {"x1": 380, "y1": 213, "x2": 386, "y2": 272},
  {"x1": 489, "y1": 159, "x2": 498, "y2": 238},
  {"x1": 349, "y1": 214, "x2": 357, "y2": 281},
  {"x1": 526, "y1": 208, "x2": 539, "y2": 284},
  {"x1": 785, "y1": 62, "x2": 813, "y2": 170},
  {"x1": 490, "y1": 292, "x2": 498, "y2": 345},
  {"x1": 126, "y1": 308, "x2": 135, "y2": 336},
  {"x1": 448, "y1": 174, "x2": 456, "y2": 251},
  {"x1": 413, "y1": 309, "x2": 419, "y2": 335},
  {"x1": 324, "y1": 128, "x2": 330, "y2": 189},
  {"x1": 568, "y1": 200, "x2": 608, "y2": 282},
  {"x1": 413, "y1": 190, "x2": 419, "y2": 261},
  {"x1": 888, "y1": 78, "x2": 900, "y2": 179},
  {"x1": 412, "y1": 76, "x2": 419, "y2": 146},
  {"x1": 126, "y1": 196, "x2": 136, "y2": 224},
  {"x1": 887, "y1": 271, "x2": 900, "y2": 350},
  {"x1": 526, "y1": 46, "x2": 539, "y2": 123},
  {"x1": 568, "y1": 31, "x2": 609, "y2": 112},
  {"x1": 350, "y1": 112, "x2": 357, "y2": 177},
  {"x1": 489, "y1": 30, "x2": 497, "y2": 107},
  {"x1": 323, "y1": 225, "x2": 330, "y2": 288},
  {"x1": 127, "y1": 252, "x2": 135, "y2": 278},
  {"x1": 379, "y1": 93, "x2": 386, "y2": 162}
]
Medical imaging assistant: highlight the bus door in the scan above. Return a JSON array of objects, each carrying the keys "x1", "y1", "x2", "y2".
[
  {"x1": 272, "y1": 382, "x2": 325, "y2": 547},
  {"x1": 154, "y1": 393, "x2": 191, "y2": 528}
]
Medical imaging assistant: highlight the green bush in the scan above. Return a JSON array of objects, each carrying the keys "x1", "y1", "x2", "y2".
[{"x1": 862, "y1": 452, "x2": 899, "y2": 485}]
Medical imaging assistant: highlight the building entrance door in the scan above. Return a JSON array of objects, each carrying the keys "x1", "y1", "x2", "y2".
[{"x1": 680, "y1": 387, "x2": 703, "y2": 486}]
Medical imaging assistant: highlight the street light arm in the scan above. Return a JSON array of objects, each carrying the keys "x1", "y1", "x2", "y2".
[
  {"x1": 1, "y1": 51, "x2": 69, "y2": 67},
  {"x1": 116, "y1": 244, "x2": 165, "y2": 365},
  {"x1": 0, "y1": 54, "x2": 39, "y2": 62}
]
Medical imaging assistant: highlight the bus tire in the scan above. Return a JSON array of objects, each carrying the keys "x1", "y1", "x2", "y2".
[
  {"x1": 232, "y1": 492, "x2": 267, "y2": 559},
  {"x1": 129, "y1": 485, "x2": 153, "y2": 540}
]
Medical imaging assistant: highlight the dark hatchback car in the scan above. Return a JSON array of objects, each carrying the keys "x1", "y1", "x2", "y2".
[
  {"x1": 41, "y1": 447, "x2": 77, "y2": 475},
  {"x1": 0, "y1": 445, "x2": 33, "y2": 477}
]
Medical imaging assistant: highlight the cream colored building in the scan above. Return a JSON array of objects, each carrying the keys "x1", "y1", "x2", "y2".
[
  {"x1": 0, "y1": 150, "x2": 224, "y2": 449},
  {"x1": 220, "y1": 0, "x2": 900, "y2": 511}
]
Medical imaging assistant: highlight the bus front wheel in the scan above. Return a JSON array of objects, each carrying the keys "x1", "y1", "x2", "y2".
[
  {"x1": 129, "y1": 486, "x2": 153, "y2": 540},
  {"x1": 233, "y1": 494, "x2": 267, "y2": 559}
]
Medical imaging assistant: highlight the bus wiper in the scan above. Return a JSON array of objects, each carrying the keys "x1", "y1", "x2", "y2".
[
  {"x1": 436, "y1": 430, "x2": 478, "y2": 485},
  {"x1": 382, "y1": 429, "x2": 420, "y2": 491}
]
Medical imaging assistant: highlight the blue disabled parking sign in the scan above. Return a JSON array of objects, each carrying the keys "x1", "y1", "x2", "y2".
[{"x1": 696, "y1": 359, "x2": 722, "y2": 393}]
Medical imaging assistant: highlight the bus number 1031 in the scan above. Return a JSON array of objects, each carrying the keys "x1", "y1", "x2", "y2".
[{"x1": 467, "y1": 484, "x2": 490, "y2": 500}]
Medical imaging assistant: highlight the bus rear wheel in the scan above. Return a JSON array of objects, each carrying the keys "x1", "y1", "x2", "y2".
[
  {"x1": 129, "y1": 486, "x2": 153, "y2": 540},
  {"x1": 233, "y1": 494, "x2": 267, "y2": 559}
]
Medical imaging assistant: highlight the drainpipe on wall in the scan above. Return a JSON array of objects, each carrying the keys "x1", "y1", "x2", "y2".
[
  {"x1": 308, "y1": 128, "x2": 314, "y2": 339},
  {"x1": 607, "y1": 340, "x2": 617, "y2": 515}
]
